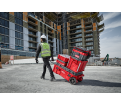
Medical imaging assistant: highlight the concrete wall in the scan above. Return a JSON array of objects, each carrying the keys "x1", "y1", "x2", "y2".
[
  {"x1": 88, "y1": 57, "x2": 100, "y2": 63},
  {"x1": 9, "y1": 22, "x2": 15, "y2": 49},
  {"x1": 1, "y1": 55, "x2": 34, "y2": 64},
  {"x1": 23, "y1": 27, "x2": 29, "y2": 51}
]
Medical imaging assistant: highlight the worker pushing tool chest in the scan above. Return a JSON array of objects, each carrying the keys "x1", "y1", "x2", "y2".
[{"x1": 52, "y1": 47, "x2": 91, "y2": 85}]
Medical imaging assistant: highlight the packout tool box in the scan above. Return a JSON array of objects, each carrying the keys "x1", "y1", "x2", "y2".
[
  {"x1": 56, "y1": 54, "x2": 70, "y2": 66},
  {"x1": 52, "y1": 47, "x2": 91, "y2": 85}
]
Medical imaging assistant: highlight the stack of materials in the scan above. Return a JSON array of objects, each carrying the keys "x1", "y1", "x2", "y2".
[{"x1": 52, "y1": 47, "x2": 91, "y2": 85}]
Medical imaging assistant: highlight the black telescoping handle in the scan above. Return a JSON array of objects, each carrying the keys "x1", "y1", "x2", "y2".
[{"x1": 49, "y1": 60, "x2": 55, "y2": 64}]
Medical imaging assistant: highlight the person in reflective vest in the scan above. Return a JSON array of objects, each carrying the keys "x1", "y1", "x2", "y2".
[{"x1": 35, "y1": 35, "x2": 56, "y2": 81}]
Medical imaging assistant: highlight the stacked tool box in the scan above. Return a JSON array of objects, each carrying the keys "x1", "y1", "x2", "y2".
[{"x1": 52, "y1": 47, "x2": 91, "y2": 85}]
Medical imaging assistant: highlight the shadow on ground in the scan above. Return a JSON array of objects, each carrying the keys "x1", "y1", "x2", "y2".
[{"x1": 77, "y1": 79, "x2": 121, "y2": 87}]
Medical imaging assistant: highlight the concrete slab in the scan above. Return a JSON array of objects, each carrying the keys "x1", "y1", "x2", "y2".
[
  {"x1": 9, "y1": 57, "x2": 57, "y2": 64},
  {"x1": 0, "y1": 65, "x2": 121, "y2": 93}
]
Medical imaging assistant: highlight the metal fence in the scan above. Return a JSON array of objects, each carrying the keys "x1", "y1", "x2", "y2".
[{"x1": 1, "y1": 48, "x2": 41, "y2": 58}]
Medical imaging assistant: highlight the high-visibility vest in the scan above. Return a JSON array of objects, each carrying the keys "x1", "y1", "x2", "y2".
[{"x1": 40, "y1": 43, "x2": 51, "y2": 57}]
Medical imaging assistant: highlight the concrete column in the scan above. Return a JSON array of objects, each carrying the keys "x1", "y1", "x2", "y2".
[
  {"x1": 81, "y1": 19, "x2": 85, "y2": 48},
  {"x1": 36, "y1": 31, "x2": 41, "y2": 47},
  {"x1": 67, "y1": 30, "x2": 71, "y2": 55},
  {"x1": 57, "y1": 39, "x2": 59, "y2": 55},
  {"x1": 9, "y1": 22, "x2": 15, "y2": 49},
  {"x1": 42, "y1": 23, "x2": 44, "y2": 34},
  {"x1": 46, "y1": 26, "x2": 48, "y2": 43},
  {"x1": 46, "y1": 34, "x2": 48, "y2": 43},
  {"x1": 60, "y1": 40, "x2": 62, "y2": 54},
  {"x1": 93, "y1": 31, "x2": 99, "y2": 56},
  {"x1": 23, "y1": 27, "x2": 29, "y2": 51},
  {"x1": 53, "y1": 38, "x2": 56, "y2": 56}
]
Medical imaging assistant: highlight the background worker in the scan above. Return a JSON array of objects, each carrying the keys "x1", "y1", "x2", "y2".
[{"x1": 35, "y1": 35, "x2": 56, "y2": 81}]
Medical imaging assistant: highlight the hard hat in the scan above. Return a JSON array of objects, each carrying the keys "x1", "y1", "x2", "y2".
[{"x1": 40, "y1": 35, "x2": 46, "y2": 39}]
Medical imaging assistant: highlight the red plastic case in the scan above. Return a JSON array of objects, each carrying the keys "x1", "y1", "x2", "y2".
[
  {"x1": 71, "y1": 47, "x2": 91, "y2": 61},
  {"x1": 66, "y1": 56, "x2": 88, "y2": 72},
  {"x1": 56, "y1": 54, "x2": 70, "y2": 66},
  {"x1": 53, "y1": 64, "x2": 84, "y2": 83}
]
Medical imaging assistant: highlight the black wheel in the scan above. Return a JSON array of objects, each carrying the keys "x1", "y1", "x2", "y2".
[
  {"x1": 78, "y1": 77, "x2": 83, "y2": 82},
  {"x1": 69, "y1": 77, "x2": 77, "y2": 85}
]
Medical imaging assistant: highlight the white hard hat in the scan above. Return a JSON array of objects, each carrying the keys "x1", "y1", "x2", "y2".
[{"x1": 40, "y1": 35, "x2": 46, "y2": 39}]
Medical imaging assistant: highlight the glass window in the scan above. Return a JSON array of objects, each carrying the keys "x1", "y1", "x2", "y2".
[
  {"x1": 21, "y1": 33, "x2": 23, "y2": 39},
  {"x1": 17, "y1": 12, "x2": 19, "y2": 18},
  {"x1": 14, "y1": 12, "x2": 17, "y2": 17},
  {"x1": 1, "y1": 19, "x2": 4, "y2": 26},
  {"x1": 0, "y1": 18, "x2": 2, "y2": 25},
  {"x1": 0, "y1": 26, "x2": 2, "y2": 33},
  {"x1": 18, "y1": 18, "x2": 20, "y2": 24},
  {"x1": 21, "y1": 26, "x2": 23, "y2": 32},
  {"x1": 71, "y1": 42, "x2": 82, "y2": 47},
  {"x1": 5, "y1": 28, "x2": 9, "y2": 35},
  {"x1": 15, "y1": 18, "x2": 17, "y2": 23},
  {"x1": 20, "y1": 13, "x2": 23, "y2": 19},
  {"x1": 5, "y1": 36, "x2": 9, "y2": 43},
  {"x1": 0, "y1": 12, "x2": 2, "y2": 17},
  {"x1": 15, "y1": 39, "x2": 17, "y2": 45},
  {"x1": 71, "y1": 38, "x2": 82, "y2": 42},
  {"x1": 17, "y1": 32, "x2": 19, "y2": 38},
  {"x1": 21, "y1": 40, "x2": 23, "y2": 46},
  {"x1": 1, "y1": 27, "x2": 4, "y2": 34},
  {"x1": 18, "y1": 39, "x2": 20, "y2": 45},
  {"x1": 4, "y1": 13, "x2": 9, "y2": 20},
  {"x1": 20, "y1": 20, "x2": 22, "y2": 25},
  {"x1": 17, "y1": 18, "x2": 19, "y2": 24},
  {"x1": 15, "y1": 31, "x2": 17, "y2": 37},
  {"x1": 86, "y1": 38, "x2": 93, "y2": 41},
  {"x1": 1, "y1": 12, "x2": 4, "y2": 18},
  {"x1": 86, "y1": 42, "x2": 93, "y2": 45},
  {"x1": 76, "y1": 25, "x2": 81, "y2": 28},
  {"x1": 0, "y1": 35, "x2": 2, "y2": 42},
  {"x1": 15, "y1": 24, "x2": 17, "y2": 30},
  {"x1": 5, "y1": 20, "x2": 9, "y2": 27},
  {"x1": 19, "y1": 26, "x2": 21, "y2": 31},
  {"x1": 2, "y1": 35, "x2": 4, "y2": 42},
  {"x1": 20, "y1": 40, "x2": 21, "y2": 46}
]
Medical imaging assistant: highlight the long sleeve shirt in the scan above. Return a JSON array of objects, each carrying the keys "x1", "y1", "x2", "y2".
[{"x1": 35, "y1": 42, "x2": 53, "y2": 59}]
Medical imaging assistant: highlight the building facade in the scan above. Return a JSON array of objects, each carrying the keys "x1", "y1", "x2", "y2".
[{"x1": 0, "y1": 12, "x2": 104, "y2": 63}]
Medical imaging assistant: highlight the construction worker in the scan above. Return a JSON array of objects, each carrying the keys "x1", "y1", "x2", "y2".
[{"x1": 35, "y1": 35, "x2": 56, "y2": 81}]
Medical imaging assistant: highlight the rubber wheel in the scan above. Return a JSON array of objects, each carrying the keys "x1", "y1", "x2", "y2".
[
  {"x1": 78, "y1": 77, "x2": 83, "y2": 82},
  {"x1": 69, "y1": 77, "x2": 77, "y2": 85}
]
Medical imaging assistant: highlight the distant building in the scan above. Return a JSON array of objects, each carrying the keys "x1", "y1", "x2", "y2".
[{"x1": 0, "y1": 12, "x2": 104, "y2": 63}]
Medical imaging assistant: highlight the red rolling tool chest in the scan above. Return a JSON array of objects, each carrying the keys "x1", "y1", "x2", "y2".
[{"x1": 52, "y1": 47, "x2": 91, "y2": 85}]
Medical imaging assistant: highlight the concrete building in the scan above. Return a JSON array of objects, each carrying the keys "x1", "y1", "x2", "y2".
[{"x1": 0, "y1": 12, "x2": 104, "y2": 63}]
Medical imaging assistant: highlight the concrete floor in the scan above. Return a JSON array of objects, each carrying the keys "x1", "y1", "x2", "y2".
[{"x1": 0, "y1": 64, "x2": 121, "y2": 93}]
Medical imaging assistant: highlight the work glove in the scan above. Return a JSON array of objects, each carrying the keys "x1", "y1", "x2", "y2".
[
  {"x1": 35, "y1": 58, "x2": 38, "y2": 64},
  {"x1": 51, "y1": 57, "x2": 54, "y2": 61}
]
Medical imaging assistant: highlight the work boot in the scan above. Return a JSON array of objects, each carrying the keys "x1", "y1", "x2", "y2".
[
  {"x1": 50, "y1": 77, "x2": 56, "y2": 81},
  {"x1": 40, "y1": 76, "x2": 45, "y2": 80}
]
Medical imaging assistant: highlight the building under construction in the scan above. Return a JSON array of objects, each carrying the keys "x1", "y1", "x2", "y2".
[{"x1": 0, "y1": 12, "x2": 104, "y2": 63}]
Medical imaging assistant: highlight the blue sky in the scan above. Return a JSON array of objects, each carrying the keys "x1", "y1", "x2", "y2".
[{"x1": 99, "y1": 12, "x2": 121, "y2": 58}]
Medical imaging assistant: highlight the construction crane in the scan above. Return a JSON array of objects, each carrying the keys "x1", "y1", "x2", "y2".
[{"x1": 102, "y1": 54, "x2": 109, "y2": 62}]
